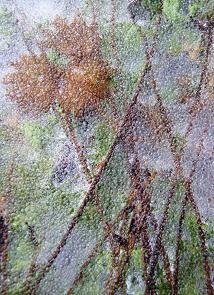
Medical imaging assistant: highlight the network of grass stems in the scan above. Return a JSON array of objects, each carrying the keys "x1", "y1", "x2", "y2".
[{"x1": 1, "y1": 1, "x2": 213, "y2": 294}]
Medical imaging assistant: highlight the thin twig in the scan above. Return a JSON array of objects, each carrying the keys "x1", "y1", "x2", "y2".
[
  {"x1": 172, "y1": 191, "x2": 188, "y2": 295},
  {"x1": 144, "y1": 19, "x2": 213, "y2": 290},
  {"x1": 26, "y1": 60, "x2": 151, "y2": 292},
  {"x1": 67, "y1": 170, "x2": 157, "y2": 294},
  {"x1": 186, "y1": 185, "x2": 213, "y2": 295},
  {"x1": 22, "y1": 224, "x2": 41, "y2": 293},
  {"x1": 12, "y1": 9, "x2": 120, "y2": 292}
]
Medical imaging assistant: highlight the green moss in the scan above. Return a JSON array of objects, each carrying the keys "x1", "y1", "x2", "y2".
[
  {"x1": 100, "y1": 22, "x2": 142, "y2": 62},
  {"x1": 37, "y1": 19, "x2": 50, "y2": 29},
  {"x1": 173, "y1": 132, "x2": 186, "y2": 153},
  {"x1": 142, "y1": 0, "x2": 163, "y2": 15},
  {"x1": 73, "y1": 249, "x2": 112, "y2": 294},
  {"x1": 131, "y1": 248, "x2": 142, "y2": 270},
  {"x1": 156, "y1": 264, "x2": 171, "y2": 293},
  {"x1": 188, "y1": 2, "x2": 200, "y2": 17},
  {"x1": 79, "y1": 202, "x2": 100, "y2": 228},
  {"x1": 126, "y1": 72, "x2": 139, "y2": 95},
  {"x1": 115, "y1": 22, "x2": 142, "y2": 53},
  {"x1": 0, "y1": 8, "x2": 15, "y2": 36},
  {"x1": 168, "y1": 34, "x2": 183, "y2": 55},
  {"x1": 188, "y1": 0, "x2": 214, "y2": 20},
  {"x1": 88, "y1": 122, "x2": 114, "y2": 171},
  {"x1": 96, "y1": 123, "x2": 113, "y2": 156},
  {"x1": 46, "y1": 49, "x2": 68, "y2": 67},
  {"x1": 160, "y1": 85, "x2": 180, "y2": 103},
  {"x1": 46, "y1": 113, "x2": 58, "y2": 125},
  {"x1": 166, "y1": 25, "x2": 200, "y2": 60},
  {"x1": 22, "y1": 121, "x2": 53, "y2": 150},
  {"x1": 163, "y1": 0, "x2": 184, "y2": 23}
]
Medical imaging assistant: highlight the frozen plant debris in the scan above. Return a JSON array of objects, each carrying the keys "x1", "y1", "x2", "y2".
[{"x1": 0, "y1": 0, "x2": 213, "y2": 294}]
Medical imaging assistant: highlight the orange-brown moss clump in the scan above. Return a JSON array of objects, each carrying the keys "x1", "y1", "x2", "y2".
[
  {"x1": 4, "y1": 16, "x2": 113, "y2": 118},
  {"x1": 59, "y1": 61, "x2": 112, "y2": 117},
  {"x1": 41, "y1": 16, "x2": 102, "y2": 66},
  {"x1": 4, "y1": 54, "x2": 59, "y2": 114}
]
